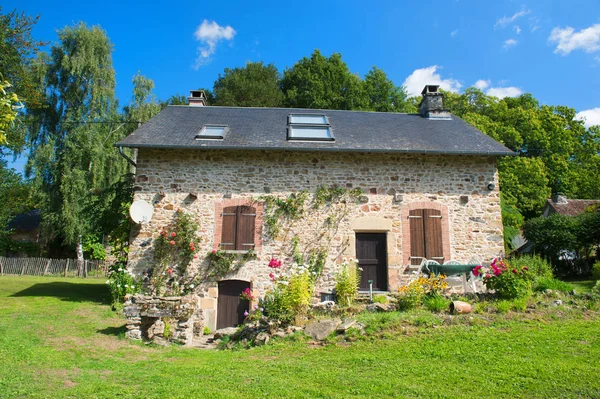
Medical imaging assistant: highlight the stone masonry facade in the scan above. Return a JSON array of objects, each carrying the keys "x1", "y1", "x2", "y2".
[{"x1": 128, "y1": 148, "x2": 504, "y2": 331}]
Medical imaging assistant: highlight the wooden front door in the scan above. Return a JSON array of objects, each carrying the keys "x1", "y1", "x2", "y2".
[
  {"x1": 217, "y1": 280, "x2": 250, "y2": 329},
  {"x1": 356, "y1": 233, "x2": 388, "y2": 291}
]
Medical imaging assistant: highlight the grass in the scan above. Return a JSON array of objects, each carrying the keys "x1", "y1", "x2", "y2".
[{"x1": 1, "y1": 276, "x2": 600, "y2": 399}]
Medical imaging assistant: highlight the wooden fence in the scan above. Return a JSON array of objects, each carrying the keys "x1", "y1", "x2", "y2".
[{"x1": 0, "y1": 256, "x2": 109, "y2": 278}]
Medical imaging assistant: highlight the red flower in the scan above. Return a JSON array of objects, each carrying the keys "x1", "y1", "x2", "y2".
[
  {"x1": 171, "y1": 232, "x2": 177, "y2": 237},
  {"x1": 473, "y1": 265, "x2": 483, "y2": 277},
  {"x1": 268, "y1": 258, "x2": 282, "y2": 268},
  {"x1": 512, "y1": 269, "x2": 518, "y2": 274},
  {"x1": 485, "y1": 274, "x2": 492, "y2": 279},
  {"x1": 167, "y1": 268, "x2": 173, "y2": 275},
  {"x1": 193, "y1": 255, "x2": 198, "y2": 259},
  {"x1": 170, "y1": 240, "x2": 175, "y2": 245},
  {"x1": 523, "y1": 266, "x2": 529, "y2": 271},
  {"x1": 212, "y1": 249, "x2": 217, "y2": 254},
  {"x1": 269, "y1": 272, "x2": 275, "y2": 280}
]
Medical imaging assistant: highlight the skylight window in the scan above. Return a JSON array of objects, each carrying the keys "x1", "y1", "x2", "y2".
[
  {"x1": 195, "y1": 125, "x2": 228, "y2": 139},
  {"x1": 287, "y1": 114, "x2": 334, "y2": 141}
]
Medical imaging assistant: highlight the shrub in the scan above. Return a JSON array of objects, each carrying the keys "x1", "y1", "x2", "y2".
[
  {"x1": 495, "y1": 300, "x2": 512, "y2": 313},
  {"x1": 106, "y1": 263, "x2": 141, "y2": 307},
  {"x1": 424, "y1": 296, "x2": 450, "y2": 313},
  {"x1": 510, "y1": 255, "x2": 553, "y2": 279},
  {"x1": 533, "y1": 277, "x2": 573, "y2": 293},
  {"x1": 261, "y1": 262, "x2": 314, "y2": 324},
  {"x1": 334, "y1": 259, "x2": 360, "y2": 307},
  {"x1": 372, "y1": 294, "x2": 388, "y2": 304},
  {"x1": 482, "y1": 258, "x2": 532, "y2": 299},
  {"x1": 397, "y1": 275, "x2": 449, "y2": 311},
  {"x1": 592, "y1": 261, "x2": 600, "y2": 281}
]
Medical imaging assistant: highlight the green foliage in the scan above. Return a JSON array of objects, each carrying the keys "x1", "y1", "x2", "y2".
[
  {"x1": 82, "y1": 234, "x2": 106, "y2": 260},
  {"x1": 396, "y1": 275, "x2": 449, "y2": 311},
  {"x1": 261, "y1": 264, "x2": 314, "y2": 324},
  {"x1": 372, "y1": 294, "x2": 388, "y2": 304},
  {"x1": 334, "y1": 259, "x2": 360, "y2": 307},
  {"x1": 483, "y1": 258, "x2": 533, "y2": 299},
  {"x1": 106, "y1": 263, "x2": 140, "y2": 307},
  {"x1": 363, "y1": 67, "x2": 412, "y2": 112},
  {"x1": 261, "y1": 191, "x2": 309, "y2": 239},
  {"x1": 206, "y1": 248, "x2": 255, "y2": 280},
  {"x1": 533, "y1": 277, "x2": 573, "y2": 293},
  {"x1": 495, "y1": 300, "x2": 512, "y2": 313},
  {"x1": 203, "y1": 326, "x2": 211, "y2": 335},
  {"x1": 509, "y1": 255, "x2": 553, "y2": 279},
  {"x1": 592, "y1": 261, "x2": 600, "y2": 281},
  {"x1": 0, "y1": 77, "x2": 20, "y2": 145},
  {"x1": 423, "y1": 296, "x2": 450, "y2": 313},
  {"x1": 213, "y1": 61, "x2": 283, "y2": 107}
]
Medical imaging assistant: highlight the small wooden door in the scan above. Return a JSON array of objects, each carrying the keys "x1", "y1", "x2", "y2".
[
  {"x1": 217, "y1": 280, "x2": 250, "y2": 329},
  {"x1": 356, "y1": 233, "x2": 388, "y2": 291}
]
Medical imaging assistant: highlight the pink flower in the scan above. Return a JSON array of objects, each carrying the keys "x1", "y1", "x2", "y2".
[
  {"x1": 473, "y1": 265, "x2": 483, "y2": 277},
  {"x1": 485, "y1": 274, "x2": 492, "y2": 279},
  {"x1": 167, "y1": 269, "x2": 173, "y2": 275},
  {"x1": 171, "y1": 232, "x2": 176, "y2": 237},
  {"x1": 243, "y1": 311, "x2": 249, "y2": 317},
  {"x1": 193, "y1": 255, "x2": 198, "y2": 259},
  {"x1": 169, "y1": 240, "x2": 175, "y2": 245},
  {"x1": 268, "y1": 258, "x2": 282, "y2": 268},
  {"x1": 212, "y1": 249, "x2": 217, "y2": 254},
  {"x1": 269, "y1": 272, "x2": 275, "y2": 280},
  {"x1": 512, "y1": 269, "x2": 518, "y2": 274}
]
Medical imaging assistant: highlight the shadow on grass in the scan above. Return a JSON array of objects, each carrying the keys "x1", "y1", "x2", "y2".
[
  {"x1": 11, "y1": 282, "x2": 108, "y2": 303},
  {"x1": 97, "y1": 325, "x2": 127, "y2": 338}
]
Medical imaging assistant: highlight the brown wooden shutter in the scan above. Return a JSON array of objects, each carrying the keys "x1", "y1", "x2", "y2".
[
  {"x1": 220, "y1": 206, "x2": 237, "y2": 250},
  {"x1": 424, "y1": 209, "x2": 444, "y2": 262},
  {"x1": 409, "y1": 209, "x2": 425, "y2": 265},
  {"x1": 236, "y1": 206, "x2": 256, "y2": 250}
]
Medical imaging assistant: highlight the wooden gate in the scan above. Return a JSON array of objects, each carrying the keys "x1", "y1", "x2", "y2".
[
  {"x1": 217, "y1": 280, "x2": 251, "y2": 329},
  {"x1": 355, "y1": 233, "x2": 388, "y2": 291}
]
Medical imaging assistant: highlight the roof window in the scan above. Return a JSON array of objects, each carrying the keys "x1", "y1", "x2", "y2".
[
  {"x1": 287, "y1": 114, "x2": 334, "y2": 141},
  {"x1": 195, "y1": 125, "x2": 229, "y2": 139}
]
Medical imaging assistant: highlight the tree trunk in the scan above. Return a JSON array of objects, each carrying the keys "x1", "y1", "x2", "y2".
[{"x1": 76, "y1": 236, "x2": 84, "y2": 277}]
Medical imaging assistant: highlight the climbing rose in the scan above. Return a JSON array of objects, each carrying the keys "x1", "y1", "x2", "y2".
[
  {"x1": 170, "y1": 240, "x2": 175, "y2": 245},
  {"x1": 171, "y1": 232, "x2": 176, "y2": 237},
  {"x1": 212, "y1": 249, "x2": 217, "y2": 254},
  {"x1": 193, "y1": 255, "x2": 198, "y2": 259},
  {"x1": 512, "y1": 269, "x2": 518, "y2": 274},
  {"x1": 268, "y1": 258, "x2": 282, "y2": 268},
  {"x1": 473, "y1": 265, "x2": 483, "y2": 277},
  {"x1": 269, "y1": 272, "x2": 275, "y2": 280}
]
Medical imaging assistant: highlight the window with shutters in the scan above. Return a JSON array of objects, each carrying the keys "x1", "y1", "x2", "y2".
[
  {"x1": 220, "y1": 205, "x2": 256, "y2": 250},
  {"x1": 408, "y1": 208, "x2": 444, "y2": 265}
]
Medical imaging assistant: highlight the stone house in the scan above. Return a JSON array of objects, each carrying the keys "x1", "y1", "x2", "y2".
[{"x1": 117, "y1": 85, "x2": 513, "y2": 331}]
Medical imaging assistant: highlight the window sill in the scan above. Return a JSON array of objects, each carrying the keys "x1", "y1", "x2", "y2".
[{"x1": 218, "y1": 249, "x2": 256, "y2": 255}]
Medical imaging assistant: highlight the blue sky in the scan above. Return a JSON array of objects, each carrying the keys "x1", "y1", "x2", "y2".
[{"x1": 5, "y1": 0, "x2": 600, "y2": 170}]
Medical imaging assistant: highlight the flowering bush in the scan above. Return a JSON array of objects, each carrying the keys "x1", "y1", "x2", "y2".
[
  {"x1": 240, "y1": 287, "x2": 255, "y2": 301},
  {"x1": 396, "y1": 275, "x2": 449, "y2": 311},
  {"x1": 334, "y1": 258, "x2": 361, "y2": 307},
  {"x1": 151, "y1": 210, "x2": 201, "y2": 295},
  {"x1": 106, "y1": 263, "x2": 141, "y2": 307},
  {"x1": 480, "y1": 258, "x2": 533, "y2": 299}
]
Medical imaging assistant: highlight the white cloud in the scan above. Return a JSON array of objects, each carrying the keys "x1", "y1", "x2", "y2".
[
  {"x1": 503, "y1": 39, "x2": 518, "y2": 50},
  {"x1": 549, "y1": 24, "x2": 600, "y2": 55},
  {"x1": 402, "y1": 66, "x2": 462, "y2": 97},
  {"x1": 529, "y1": 17, "x2": 541, "y2": 32},
  {"x1": 514, "y1": 25, "x2": 521, "y2": 35},
  {"x1": 451, "y1": 29, "x2": 459, "y2": 38},
  {"x1": 474, "y1": 79, "x2": 490, "y2": 90},
  {"x1": 193, "y1": 20, "x2": 236, "y2": 69},
  {"x1": 576, "y1": 107, "x2": 600, "y2": 128},
  {"x1": 495, "y1": 8, "x2": 531, "y2": 29},
  {"x1": 486, "y1": 86, "x2": 523, "y2": 98}
]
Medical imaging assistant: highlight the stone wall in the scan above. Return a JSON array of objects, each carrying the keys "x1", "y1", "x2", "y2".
[
  {"x1": 127, "y1": 149, "x2": 504, "y2": 330},
  {"x1": 124, "y1": 294, "x2": 203, "y2": 345}
]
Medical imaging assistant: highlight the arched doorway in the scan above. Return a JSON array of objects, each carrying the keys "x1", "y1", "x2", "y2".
[{"x1": 217, "y1": 280, "x2": 251, "y2": 329}]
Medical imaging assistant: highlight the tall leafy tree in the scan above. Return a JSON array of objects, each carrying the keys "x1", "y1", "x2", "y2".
[
  {"x1": 27, "y1": 23, "x2": 126, "y2": 263},
  {"x1": 363, "y1": 67, "x2": 411, "y2": 112},
  {"x1": 281, "y1": 50, "x2": 368, "y2": 110},
  {"x1": 213, "y1": 62, "x2": 283, "y2": 107}
]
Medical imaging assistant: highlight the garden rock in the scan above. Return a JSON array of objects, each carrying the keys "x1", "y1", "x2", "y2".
[
  {"x1": 366, "y1": 303, "x2": 392, "y2": 312},
  {"x1": 214, "y1": 327, "x2": 238, "y2": 339},
  {"x1": 313, "y1": 300, "x2": 336, "y2": 310},
  {"x1": 254, "y1": 332, "x2": 270, "y2": 346},
  {"x1": 336, "y1": 319, "x2": 357, "y2": 332},
  {"x1": 304, "y1": 318, "x2": 342, "y2": 340},
  {"x1": 552, "y1": 300, "x2": 563, "y2": 307}
]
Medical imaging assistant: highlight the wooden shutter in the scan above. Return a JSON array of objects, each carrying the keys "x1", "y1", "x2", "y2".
[
  {"x1": 424, "y1": 209, "x2": 444, "y2": 262},
  {"x1": 409, "y1": 209, "x2": 425, "y2": 265},
  {"x1": 235, "y1": 206, "x2": 256, "y2": 250},
  {"x1": 220, "y1": 206, "x2": 237, "y2": 250}
]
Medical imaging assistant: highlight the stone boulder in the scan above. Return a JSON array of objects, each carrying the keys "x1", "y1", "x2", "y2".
[
  {"x1": 214, "y1": 327, "x2": 238, "y2": 339},
  {"x1": 304, "y1": 318, "x2": 342, "y2": 341}
]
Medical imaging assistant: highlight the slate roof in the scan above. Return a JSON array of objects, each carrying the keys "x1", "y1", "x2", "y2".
[
  {"x1": 116, "y1": 106, "x2": 514, "y2": 156},
  {"x1": 544, "y1": 199, "x2": 600, "y2": 216},
  {"x1": 7, "y1": 210, "x2": 41, "y2": 232}
]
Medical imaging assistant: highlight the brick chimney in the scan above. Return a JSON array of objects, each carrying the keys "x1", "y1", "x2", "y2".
[
  {"x1": 188, "y1": 90, "x2": 207, "y2": 107},
  {"x1": 419, "y1": 85, "x2": 451, "y2": 119}
]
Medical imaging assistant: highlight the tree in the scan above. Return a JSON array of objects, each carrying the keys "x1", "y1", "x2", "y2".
[
  {"x1": 0, "y1": 77, "x2": 20, "y2": 145},
  {"x1": 281, "y1": 50, "x2": 368, "y2": 110},
  {"x1": 213, "y1": 62, "x2": 283, "y2": 107},
  {"x1": 363, "y1": 67, "x2": 411, "y2": 112},
  {"x1": 0, "y1": 8, "x2": 44, "y2": 153},
  {"x1": 27, "y1": 23, "x2": 126, "y2": 266}
]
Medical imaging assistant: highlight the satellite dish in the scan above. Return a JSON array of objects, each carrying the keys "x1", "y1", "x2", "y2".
[{"x1": 130, "y1": 200, "x2": 154, "y2": 224}]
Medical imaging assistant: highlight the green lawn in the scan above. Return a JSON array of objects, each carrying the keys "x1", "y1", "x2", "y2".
[{"x1": 1, "y1": 276, "x2": 600, "y2": 399}]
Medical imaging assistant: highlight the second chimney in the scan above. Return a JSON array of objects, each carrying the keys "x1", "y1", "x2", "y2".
[
  {"x1": 188, "y1": 90, "x2": 207, "y2": 107},
  {"x1": 419, "y1": 85, "x2": 450, "y2": 119}
]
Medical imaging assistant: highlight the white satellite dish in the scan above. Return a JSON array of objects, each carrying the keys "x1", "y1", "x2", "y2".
[{"x1": 129, "y1": 200, "x2": 154, "y2": 224}]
